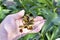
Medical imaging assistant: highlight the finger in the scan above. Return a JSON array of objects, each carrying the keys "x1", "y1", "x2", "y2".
[
  {"x1": 11, "y1": 10, "x2": 25, "y2": 19},
  {"x1": 29, "y1": 20, "x2": 46, "y2": 33},
  {"x1": 34, "y1": 16, "x2": 43, "y2": 22}
]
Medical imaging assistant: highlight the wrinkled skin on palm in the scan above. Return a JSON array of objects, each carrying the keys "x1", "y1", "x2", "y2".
[{"x1": 0, "y1": 10, "x2": 46, "y2": 40}]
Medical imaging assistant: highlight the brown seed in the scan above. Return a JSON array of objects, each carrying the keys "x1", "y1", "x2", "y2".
[
  {"x1": 29, "y1": 17, "x2": 33, "y2": 21},
  {"x1": 23, "y1": 20, "x2": 26, "y2": 25},
  {"x1": 19, "y1": 14, "x2": 34, "y2": 30},
  {"x1": 19, "y1": 26, "x2": 24, "y2": 28},
  {"x1": 19, "y1": 29, "x2": 23, "y2": 33},
  {"x1": 23, "y1": 16, "x2": 29, "y2": 22},
  {"x1": 27, "y1": 25, "x2": 33, "y2": 30},
  {"x1": 24, "y1": 25, "x2": 27, "y2": 28}
]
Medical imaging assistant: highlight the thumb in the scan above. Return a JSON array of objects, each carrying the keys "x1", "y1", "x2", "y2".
[{"x1": 11, "y1": 10, "x2": 25, "y2": 19}]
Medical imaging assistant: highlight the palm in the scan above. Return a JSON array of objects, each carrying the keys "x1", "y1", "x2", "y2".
[{"x1": 0, "y1": 10, "x2": 45, "y2": 40}]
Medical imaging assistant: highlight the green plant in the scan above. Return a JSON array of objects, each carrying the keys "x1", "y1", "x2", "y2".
[{"x1": 0, "y1": 0, "x2": 60, "y2": 40}]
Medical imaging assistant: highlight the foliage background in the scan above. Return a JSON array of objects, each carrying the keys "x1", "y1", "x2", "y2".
[{"x1": 0, "y1": 0, "x2": 60, "y2": 40}]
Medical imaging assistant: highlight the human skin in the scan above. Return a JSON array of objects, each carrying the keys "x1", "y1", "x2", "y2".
[{"x1": 0, "y1": 10, "x2": 46, "y2": 40}]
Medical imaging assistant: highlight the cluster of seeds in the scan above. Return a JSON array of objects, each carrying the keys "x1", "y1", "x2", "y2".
[{"x1": 19, "y1": 14, "x2": 34, "y2": 32}]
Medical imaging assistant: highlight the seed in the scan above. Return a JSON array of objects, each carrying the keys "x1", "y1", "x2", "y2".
[
  {"x1": 19, "y1": 29, "x2": 23, "y2": 33},
  {"x1": 23, "y1": 20, "x2": 26, "y2": 25},
  {"x1": 19, "y1": 26, "x2": 24, "y2": 28},
  {"x1": 24, "y1": 25, "x2": 27, "y2": 28},
  {"x1": 27, "y1": 25, "x2": 33, "y2": 30},
  {"x1": 23, "y1": 16, "x2": 29, "y2": 22},
  {"x1": 29, "y1": 17, "x2": 33, "y2": 21},
  {"x1": 19, "y1": 14, "x2": 34, "y2": 30}
]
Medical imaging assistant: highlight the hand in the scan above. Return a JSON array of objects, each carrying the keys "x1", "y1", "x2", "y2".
[
  {"x1": 0, "y1": 10, "x2": 45, "y2": 40},
  {"x1": 0, "y1": 10, "x2": 26, "y2": 40}
]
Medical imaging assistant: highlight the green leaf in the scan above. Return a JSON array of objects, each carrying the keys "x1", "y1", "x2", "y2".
[
  {"x1": 56, "y1": 0, "x2": 60, "y2": 7},
  {"x1": 37, "y1": 0, "x2": 46, "y2": 3},
  {"x1": 53, "y1": 17, "x2": 60, "y2": 25},
  {"x1": 2, "y1": 9, "x2": 10, "y2": 14},
  {"x1": 18, "y1": 33, "x2": 37, "y2": 40},
  {"x1": 51, "y1": 26, "x2": 59, "y2": 40}
]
